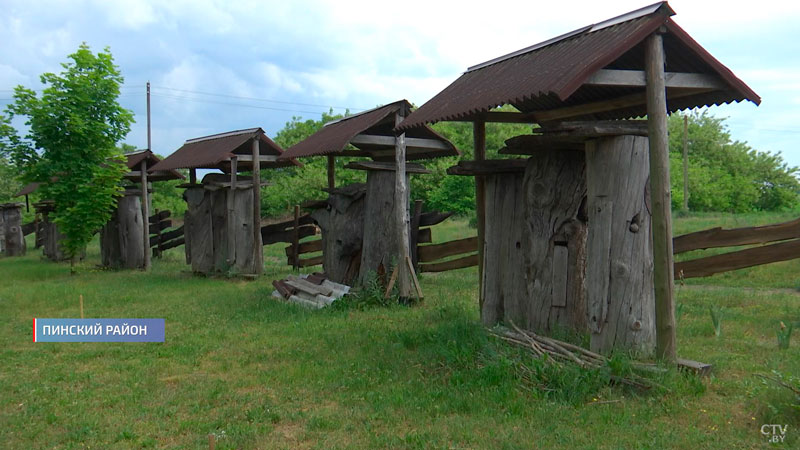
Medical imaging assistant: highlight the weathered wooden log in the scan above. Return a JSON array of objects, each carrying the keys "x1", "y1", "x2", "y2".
[
  {"x1": 100, "y1": 195, "x2": 144, "y2": 269},
  {"x1": 260, "y1": 215, "x2": 315, "y2": 237},
  {"x1": 149, "y1": 219, "x2": 172, "y2": 234},
  {"x1": 420, "y1": 254, "x2": 478, "y2": 272},
  {"x1": 158, "y1": 237, "x2": 184, "y2": 251},
  {"x1": 284, "y1": 238, "x2": 323, "y2": 256},
  {"x1": 183, "y1": 186, "x2": 214, "y2": 273},
  {"x1": 210, "y1": 188, "x2": 229, "y2": 271},
  {"x1": 673, "y1": 217, "x2": 800, "y2": 254},
  {"x1": 150, "y1": 226, "x2": 184, "y2": 247},
  {"x1": 418, "y1": 236, "x2": 478, "y2": 262},
  {"x1": 359, "y1": 169, "x2": 409, "y2": 282},
  {"x1": 262, "y1": 225, "x2": 317, "y2": 245},
  {"x1": 585, "y1": 135, "x2": 655, "y2": 356},
  {"x1": 418, "y1": 211, "x2": 453, "y2": 227},
  {"x1": 521, "y1": 150, "x2": 588, "y2": 334},
  {"x1": 0, "y1": 203, "x2": 26, "y2": 256},
  {"x1": 447, "y1": 159, "x2": 529, "y2": 176},
  {"x1": 21, "y1": 221, "x2": 36, "y2": 236},
  {"x1": 675, "y1": 238, "x2": 800, "y2": 279},
  {"x1": 311, "y1": 183, "x2": 366, "y2": 284},
  {"x1": 481, "y1": 172, "x2": 526, "y2": 327},
  {"x1": 287, "y1": 254, "x2": 323, "y2": 268},
  {"x1": 232, "y1": 185, "x2": 256, "y2": 274}
]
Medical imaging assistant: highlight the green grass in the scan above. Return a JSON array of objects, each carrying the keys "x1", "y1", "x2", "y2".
[{"x1": 0, "y1": 215, "x2": 798, "y2": 448}]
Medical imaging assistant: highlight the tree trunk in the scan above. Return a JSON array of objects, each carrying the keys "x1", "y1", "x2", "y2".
[
  {"x1": 311, "y1": 183, "x2": 366, "y2": 284},
  {"x1": 481, "y1": 173, "x2": 525, "y2": 326},
  {"x1": 585, "y1": 135, "x2": 656, "y2": 356},
  {"x1": 522, "y1": 150, "x2": 588, "y2": 334},
  {"x1": 0, "y1": 203, "x2": 26, "y2": 257},
  {"x1": 359, "y1": 169, "x2": 409, "y2": 282}
]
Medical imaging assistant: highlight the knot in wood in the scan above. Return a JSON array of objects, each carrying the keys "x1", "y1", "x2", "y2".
[
  {"x1": 629, "y1": 223, "x2": 639, "y2": 233},
  {"x1": 613, "y1": 261, "x2": 629, "y2": 278},
  {"x1": 631, "y1": 320, "x2": 642, "y2": 331}
]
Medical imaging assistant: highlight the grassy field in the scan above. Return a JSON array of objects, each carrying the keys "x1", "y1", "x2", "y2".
[{"x1": 1, "y1": 212, "x2": 799, "y2": 449}]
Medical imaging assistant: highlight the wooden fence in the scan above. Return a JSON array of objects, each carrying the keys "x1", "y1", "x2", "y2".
[
  {"x1": 673, "y1": 216, "x2": 800, "y2": 278},
  {"x1": 149, "y1": 210, "x2": 184, "y2": 256}
]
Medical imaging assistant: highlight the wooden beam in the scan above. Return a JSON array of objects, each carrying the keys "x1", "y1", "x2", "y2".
[
  {"x1": 418, "y1": 211, "x2": 453, "y2": 227},
  {"x1": 229, "y1": 154, "x2": 278, "y2": 162},
  {"x1": 585, "y1": 69, "x2": 727, "y2": 90},
  {"x1": 682, "y1": 115, "x2": 689, "y2": 212},
  {"x1": 345, "y1": 161, "x2": 430, "y2": 174},
  {"x1": 646, "y1": 32, "x2": 677, "y2": 362},
  {"x1": 673, "y1": 217, "x2": 800, "y2": 254},
  {"x1": 532, "y1": 88, "x2": 712, "y2": 123},
  {"x1": 675, "y1": 238, "x2": 800, "y2": 279},
  {"x1": 534, "y1": 120, "x2": 650, "y2": 137},
  {"x1": 418, "y1": 236, "x2": 478, "y2": 263},
  {"x1": 394, "y1": 109, "x2": 414, "y2": 299},
  {"x1": 190, "y1": 168, "x2": 197, "y2": 184},
  {"x1": 419, "y1": 253, "x2": 478, "y2": 273},
  {"x1": 284, "y1": 238, "x2": 323, "y2": 256},
  {"x1": 252, "y1": 138, "x2": 263, "y2": 274},
  {"x1": 447, "y1": 159, "x2": 529, "y2": 176},
  {"x1": 140, "y1": 160, "x2": 151, "y2": 271},
  {"x1": 474, "y1": 120, "x2": 486, "y2": 311},
  {"x1": 350, "y1": 133, "x2": 451, "y2": 150},
  {"x1": 456, "y1": 111, "x2": 538, "y2": 124}
]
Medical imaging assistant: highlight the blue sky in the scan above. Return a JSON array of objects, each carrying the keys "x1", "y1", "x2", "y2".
[{"x1": 1, "y1": 0, "x2": 799, "y2": 166}]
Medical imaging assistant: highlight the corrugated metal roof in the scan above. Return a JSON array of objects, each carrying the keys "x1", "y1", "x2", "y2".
[
  {"x1": 399, "y1": 2, "x2": 760, "y2": 129},
  {"x1": 151, "y1": 128, "x2": 299, "y2": 171},
  {"x1": 123, "y1": 149, "x2": 185, "y2": 182},
  {"x1": 279, "y1": 100, "x2": 460, "y2": 161}
]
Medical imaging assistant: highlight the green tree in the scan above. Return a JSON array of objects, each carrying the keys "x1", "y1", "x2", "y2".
[
  {"x1": 668, "y1": 112, "x2": 799, "y2": 212},
  {"x1": 2, "y1": 44, "x2": 134, "y2": 269}
]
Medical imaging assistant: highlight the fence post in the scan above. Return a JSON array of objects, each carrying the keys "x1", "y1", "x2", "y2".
[
  {"x1": 292, "y1": 205, "x2": 300, "y2": 270},
  {"x1": 154, "y1": 209, "x2": 163, "y2": 258}
]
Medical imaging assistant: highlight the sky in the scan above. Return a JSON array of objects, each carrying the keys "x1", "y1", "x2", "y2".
[{"x1": 1, "y1": 0, "x2": 799, "y2": 166}]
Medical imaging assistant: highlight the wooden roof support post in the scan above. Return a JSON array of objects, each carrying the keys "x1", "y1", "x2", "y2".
[
  {"x1": 394, "y1": 108, "x2": 414, "y2": 299},
  {"x1": 140, "y1": 160, "x2": 151, "y2": 271},
  {"x1": 646, "y1": 31, "x2": 677, "y2": 362},
  {"x1": 327, "y1": 155, "x2": 336, "y2": 190},
  {"x1": 252, "y1": 137, "x2": 263, "y2": 275},
  {"x1": 474, "y1": 120, "x2": 486, "y2": 311},
  {"x1": 227, "y1": 156, "x2": 238, "y2": 266}
]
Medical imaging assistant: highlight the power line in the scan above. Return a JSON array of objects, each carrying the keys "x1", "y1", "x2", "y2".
[
  {"x1": 149, "y1": 92, "x2": 334, "y2": 115},
  {"x1": 150, "y1": 85, "x2": 367, "y2": 111}
]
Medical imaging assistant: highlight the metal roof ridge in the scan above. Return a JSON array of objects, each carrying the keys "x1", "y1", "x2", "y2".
[
  {"x1": 123, "y1": 149, "x2": 150, "y2": 155},
  {"x1": 322, "y1": 100, "x2": 407, "y2": 128},
  {"x1": 465, "y1": 1, "x2": 672, "y2": 74},
  {"x1": 185, "y1": 127, "x2": 261, "y2": 144}
]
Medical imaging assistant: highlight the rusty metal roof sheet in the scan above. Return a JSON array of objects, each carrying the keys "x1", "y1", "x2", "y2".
[
  {"x1": 151, "y1": 128, "x2": 299, "y2": 171},
  {"x1": 399, "y1": 2, "x2": 760, "y2": 129},
  {"x1": 15, "y1": 182, "x2": 41, "y2": 197},
  {"x1": 280, "y1": 100, "x2": 460, "y2": 161},
  {"x1": 123, "y1": 149, "x2": 185, "y2": 182}
]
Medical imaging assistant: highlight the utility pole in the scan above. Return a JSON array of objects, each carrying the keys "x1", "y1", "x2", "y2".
[
  {"x1": 682, "y1": 115, "x2": 689, "y2": 212},
  {"x1": 146, "y1": 82, "x2": 152, "y2": 151}
]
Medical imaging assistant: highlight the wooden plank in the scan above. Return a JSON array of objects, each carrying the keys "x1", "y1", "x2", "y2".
[
  {"x1": 417, "y1": 227, "x2": 431, "y2": 244},
  {"x1": 409, "y1": 200, "x2": 423, "y2": 267},
  {"x1": 646, "y1": 32, "x2": 677, "y2": 362},
  {"x1": 675, "y1": 238, "x2": 800, "y2": 279},
  {"x1": 285, "y1": 277, "x2": 332, "y2": 296},
  {"x1": 226, "y1": 154, "x2": 278, "y2": 162},
  {"x1": 284, "y1": 238, "x2": 323, "y2": 256},
  {"x1": 419, "y1": 253, "x2": 478, "y2": 273},
  {"x1": 551, "y1": 245, "x2": 569, "y2": 307},
  {"x1": 677, "y1": 358, "x2": 712, "y2": 377},
  {"x1": 149, "y1": 219, "x2": 172, "y2": 234},
  {"x1": 446, "y1": 159, "x2": 528, "y2": 176},
  {"x1": 291, "y1": 255, "x2": 323, "y2": 268},
  {"x1": 534, "y1": 121, "x2": 649, "y2": 138},
  {"x1": 292, "y1": 205, "x2": 300, "y2": 270},
  {"x1": 252, "y1": 137, "x2": 263, "y2": 275},
  {"x1": 344, "y1": 161, "x2": 430, "y2": 174},
  {"x1": 262, "y1": 224, "x2": 316, "y2": 245},
  {"x1": 150, "y1": 226, "x2": 184, "y2": 247},
  {"x1": 587, "y1": 198, "x2": 613, "y2": 334},
  {"x1": 418, "y1": 211, "x2": 453, "y2": 227},
  {"x1": 159, "y1": 237, "x2": 185, "y2": 251},
  {"x1": 21, "y1": 222, "x2": 36, "y2": 236},
  {"x1": 227, "y1": 156, "x2": 238, "y2": 266},
  {"x1": 673, "y1": 217, "x2": 800, "y2": 254},
  {"x1": 584, "y1": 69, "x2": 727, "y2": 90},
  {"x1": 349, "y1": 133, "x2": 451, "y2": 151},
  {"x1": 531, "y1": 89, "x2": 711, "y2": 123},
  {"x1": 260, "y1": 215, "x2": 314, "y2": 235},
  {"x1": 499, "y1": 142, "x2": 584, "y2": 155},
  {"x1": 148, "y1": 210, "x2": 170, "y2": 224},
  {"x1": 417, "y1": 236, "x2": 478, "y2": 263}
]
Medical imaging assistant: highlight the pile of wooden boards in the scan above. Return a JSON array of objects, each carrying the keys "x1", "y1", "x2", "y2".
[{"x1": 271, "y1": 273, "x2": 350, "y2": 309}]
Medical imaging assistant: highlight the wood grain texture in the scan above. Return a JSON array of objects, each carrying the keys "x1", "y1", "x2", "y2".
[
  {"x1": 100, "y1": 195, "x2": 144, "y2": 269},
  {"x1": 417, "y1": 236, "x2": 478, "y2": 263},
  {"x1": 673, "y1": 217, "x2": 800, "y2": 254},
  {"x1": 586, "y1": 135, "x2": 655, "y2": 356},
  {"x1": 0, "y1": 204, "x2": 26, "y2": 256},
  {"x1": 359, "y1": 170, "x2": 409, "y2": 283},
  {"x1": 419, "y1": 254, "x2": 478, "y2": 272},
  {"x1": 675, "y1": 238, "x2": 800, "y2": 279},
  {"x1": 311, "y1": 183, "x2": 365, "y2": 284},
  {"x1": 183, "y1": 186, "x2": 214, "y2": 273},
  {"x1": 522, "y1": 150, "x2": 587, "y2": 334}
]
